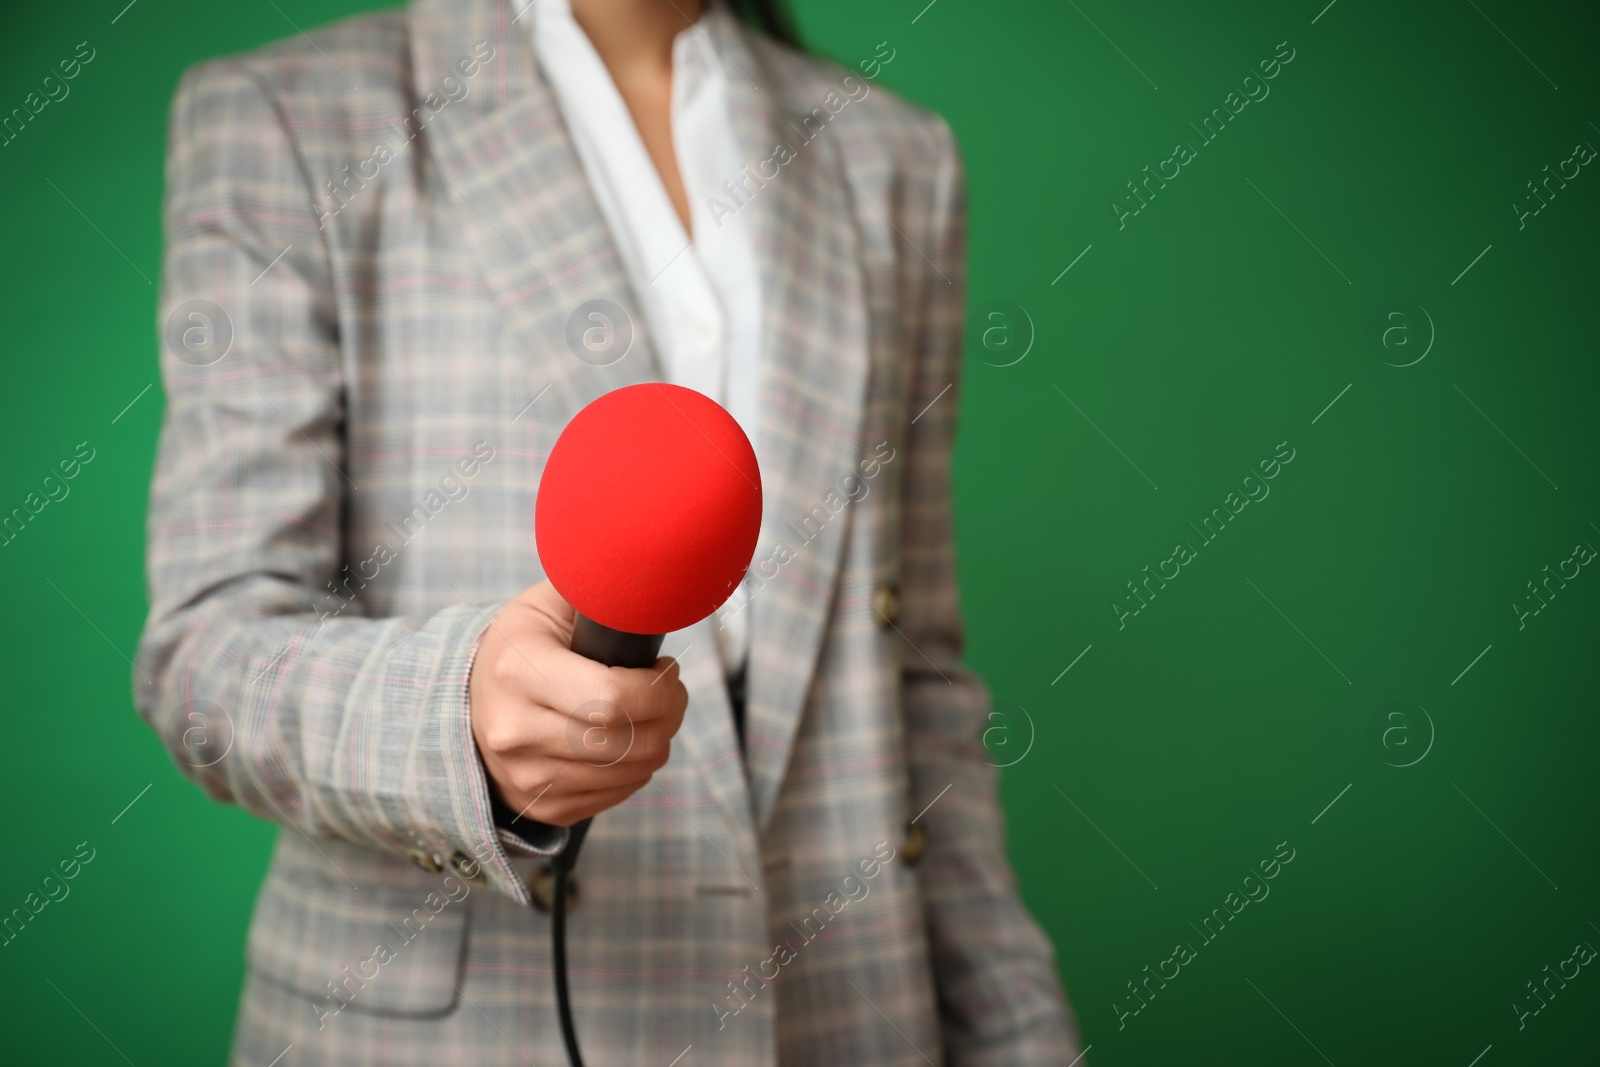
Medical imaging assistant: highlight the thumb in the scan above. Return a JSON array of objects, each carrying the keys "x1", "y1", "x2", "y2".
[{"x1": 523, "y1": 577, "x2": 577, "y2": 638}]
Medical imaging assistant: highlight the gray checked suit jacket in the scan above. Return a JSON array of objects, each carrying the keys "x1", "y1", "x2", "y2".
[{"x1": 135, "y1": 1, "x2": 1080, "y2": 1063}]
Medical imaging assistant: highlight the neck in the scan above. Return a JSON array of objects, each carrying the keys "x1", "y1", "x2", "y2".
[{"x1": 568, "y1": 0, "x2": 706, "y2": 75}]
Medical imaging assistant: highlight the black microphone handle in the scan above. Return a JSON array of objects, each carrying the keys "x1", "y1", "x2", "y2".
[
  {"x1": 551, "y1": 614, "x2": 664, "y2": 1067},
  {"x1": 556, "y1": 614, "x2": 665, "y2": 871},
  {"x1": 570, "y1": 614, "x2": 667, "y2": 671}
]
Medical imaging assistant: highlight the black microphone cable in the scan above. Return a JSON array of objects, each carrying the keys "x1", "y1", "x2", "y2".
[
  {"x1": 550, "y1": 617, "x2": 663, "y2": 1067},
  {"x1": 551, "y1": 818, "x2": 592, "y2": 1067}
]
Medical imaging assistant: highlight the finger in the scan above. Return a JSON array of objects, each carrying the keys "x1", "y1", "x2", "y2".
[
  {"x1": 489, "y1": 613, "x2": 684, "y2": 726},
  {"x1": 502, "y1": 757, "x2": 658, "y2": 814},
  {"x1": 526, "y1": 780, "x2": 655, "y2": 827},
  {"x1": 647, "y1": 655, "x2": 680, "y2": 688},
  {"x1": 522, "y1": 578, "x2": 577, "y2": 635},
  {"x1": 510, "y1": 709, "x2": 678, "y2": 766},
  {"x1": 501, "y1": 742, "x2": 670, "y2": 796},
  {"x1": 547, "y1": 654, "x2": 687, "y2": 726}
]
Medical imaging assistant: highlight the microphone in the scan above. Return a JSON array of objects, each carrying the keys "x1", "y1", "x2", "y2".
[
  {"x1": 538, "y1": 380, "x2": 763, "y2": 665},
  {"x1": 533, "y1": 382, "x2": 762, "y2": 1067}
]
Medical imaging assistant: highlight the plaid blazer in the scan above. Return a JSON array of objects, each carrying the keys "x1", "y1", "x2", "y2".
[{"x1": 136, "y1": 1, "x2": 1079, "y2": 1064}]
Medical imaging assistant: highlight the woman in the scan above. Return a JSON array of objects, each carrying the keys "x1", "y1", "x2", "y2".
[{"x1": 137, "y1": 0, "x2": 1080, "y2": 1062}]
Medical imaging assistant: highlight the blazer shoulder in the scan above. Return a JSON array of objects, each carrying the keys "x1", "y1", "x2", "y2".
[
  {"x1": 171, "y1": 10, "x2": 412, "y2": 132},
  {"x1": 750, "y1": 35, "x2": 958, "y2": 176}
]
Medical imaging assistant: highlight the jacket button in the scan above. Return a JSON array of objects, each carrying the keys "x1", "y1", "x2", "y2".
[
  {"x1": 528, "y1": 865, "x2": 579, "y2": 913},
  {"x1": 901, "y1": 822, "x2": 927, "y2": 866},
  {"x1": 449, "y1": 851, "x2": 482, "y2": 880},
  {"x1": 872, "y1": 582, "x2": 900, "y2": 629},
  {"x1": 407, "y1": 847, "x2": 444, "y2": 874}
]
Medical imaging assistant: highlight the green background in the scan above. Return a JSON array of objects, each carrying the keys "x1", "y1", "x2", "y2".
[{"x1": 2, "y1": 0, "x2": 1596, "y2": 1063}]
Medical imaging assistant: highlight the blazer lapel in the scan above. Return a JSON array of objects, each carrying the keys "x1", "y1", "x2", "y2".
[
  {"x1": 666, "y1": 618, "x2": 759, "y2": 860},
  {"x1": 706, "y1": 14, "x2": 873, "y2": 831},
  {"x1": 408, "y1": 0, "x2": 658, "y2": 428},
  {"x1": 409, "y1": 0, "x2": 759, "y2": 853}
]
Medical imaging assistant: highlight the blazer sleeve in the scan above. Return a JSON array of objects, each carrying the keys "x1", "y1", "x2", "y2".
[
  {"x1": 133, "y1": 60, "x2": 544, "y2": 907},
  {"x1": 897, "y1": 118, "x2": 1084, "y2": 1066}
]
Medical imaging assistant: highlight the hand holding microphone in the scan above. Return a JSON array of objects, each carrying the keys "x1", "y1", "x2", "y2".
[
  {"x1": 468, "y1": 579, "x2": 686, "y2": 827},
  {"x1": 470, "y1": 382, "x2": 762, "y2": 826}
]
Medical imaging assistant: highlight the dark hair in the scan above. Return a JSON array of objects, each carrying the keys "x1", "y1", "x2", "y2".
[{"x1": 730, "y1": 0, "x2": 802, "y2": 48}]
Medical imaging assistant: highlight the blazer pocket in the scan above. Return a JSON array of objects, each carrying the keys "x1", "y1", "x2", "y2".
[{"x1": 246, "y1": 870, "x2": 470, "y2": 1016}]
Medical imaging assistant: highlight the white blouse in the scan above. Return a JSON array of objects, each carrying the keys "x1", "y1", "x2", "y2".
[{"x1": 518, "y1": 0, "x2": 762, "y2": 677}]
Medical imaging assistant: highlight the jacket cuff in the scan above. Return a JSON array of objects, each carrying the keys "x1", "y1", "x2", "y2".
[
  {"x1": 460, "y1": 607, "x2": 571, "y2": 858},
  {"x1": 489, "y1": 788, "x2": 571, "y2": 856},
  {"x1": 418, "y1": 600, "x2": 542, "y2": 906}
]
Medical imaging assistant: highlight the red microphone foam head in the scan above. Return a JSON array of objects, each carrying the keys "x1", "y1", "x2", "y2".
[{"x1": 536, "y1": 383, "x2": 763, "y2": 635}]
